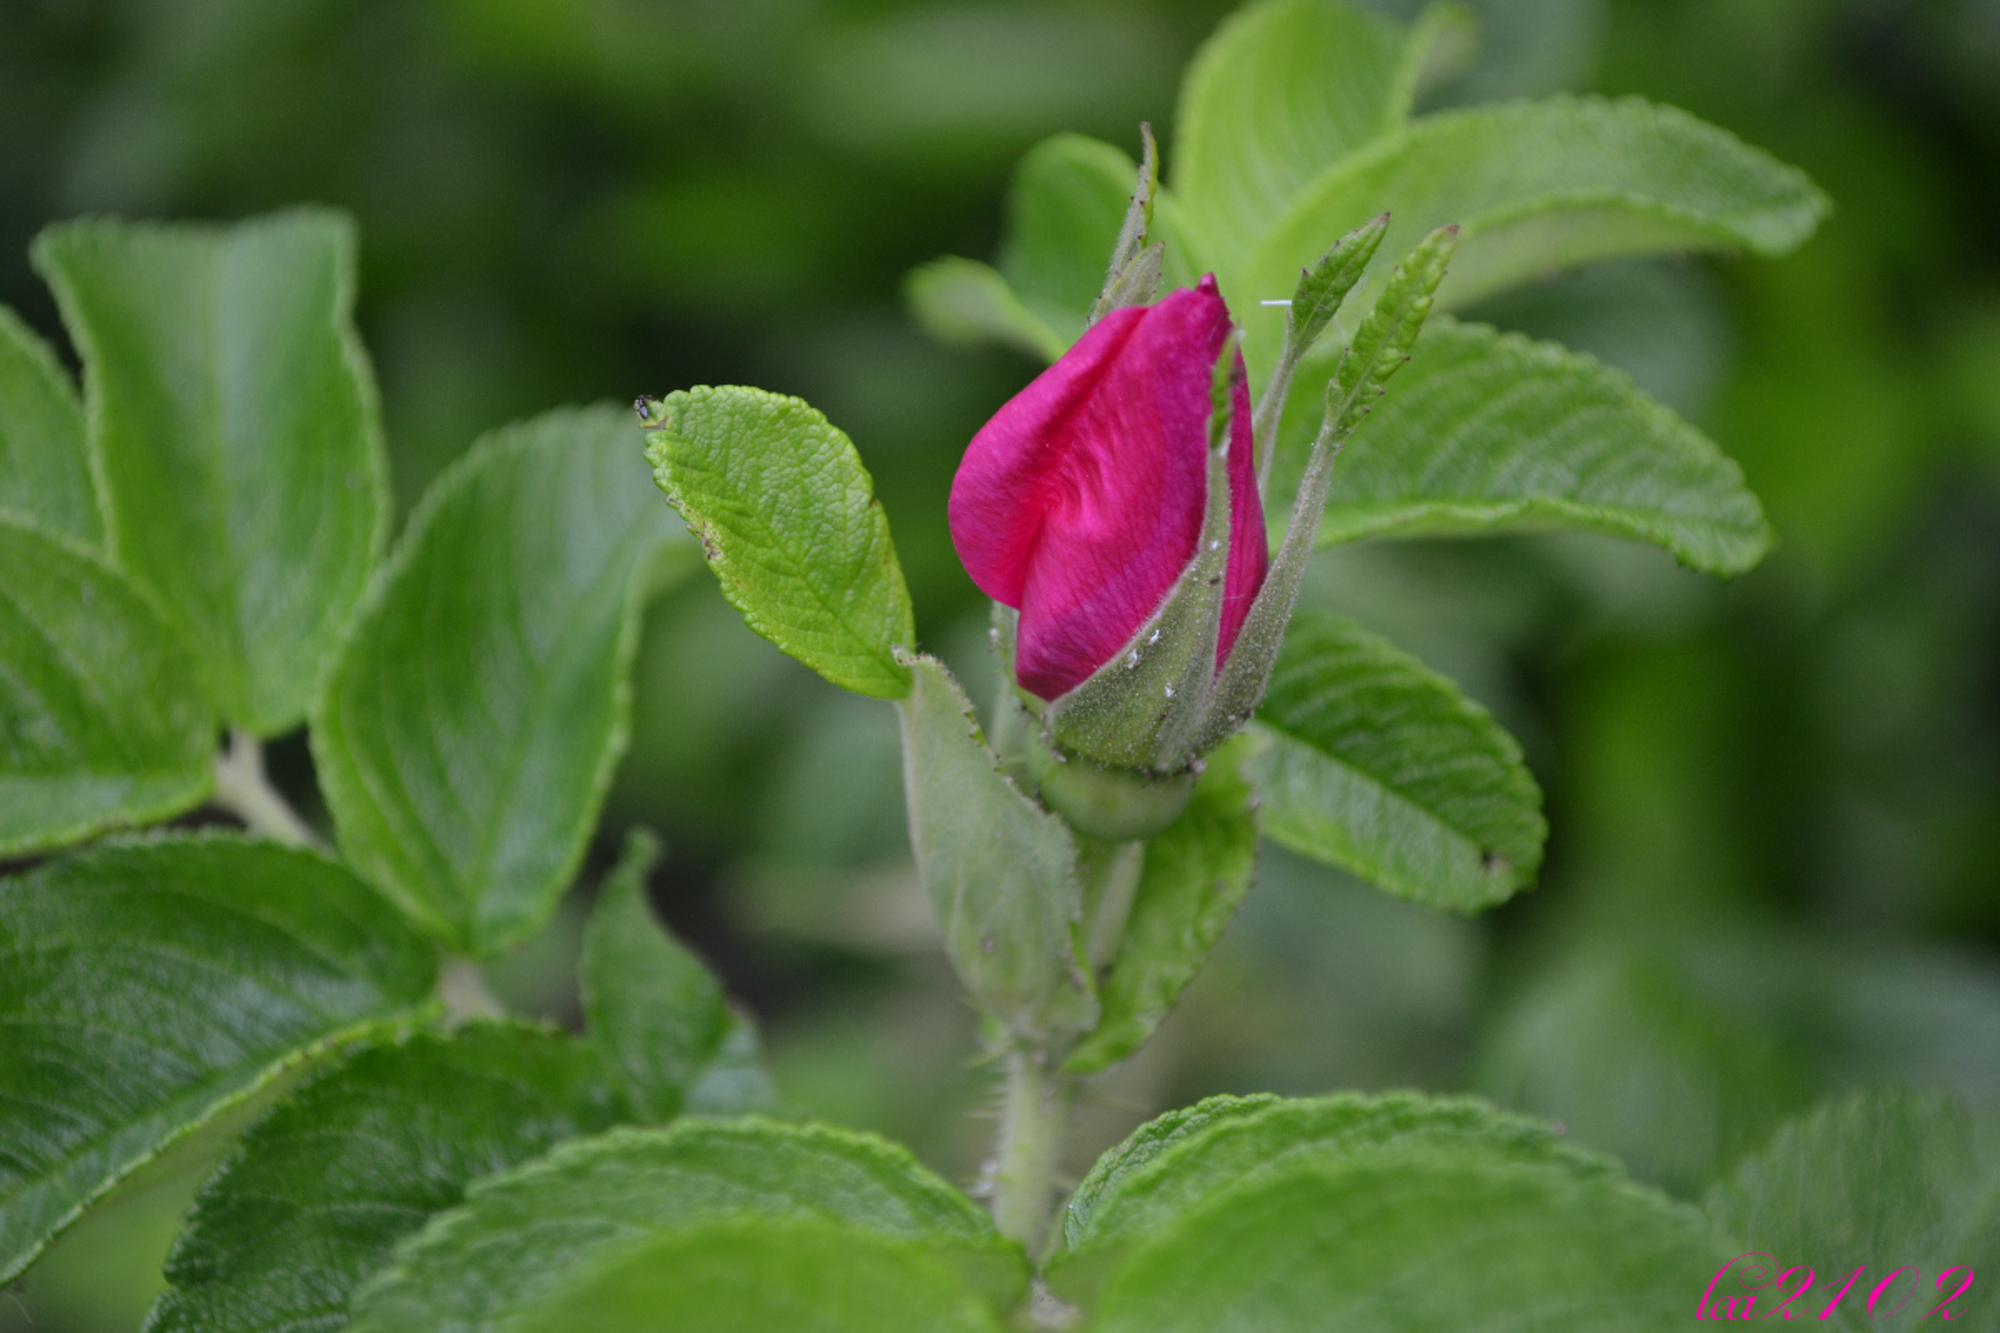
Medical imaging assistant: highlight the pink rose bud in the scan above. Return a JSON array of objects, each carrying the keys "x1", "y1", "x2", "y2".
[{"x1": 949, "y1": 275, "x2": 1268, "y2": 702}]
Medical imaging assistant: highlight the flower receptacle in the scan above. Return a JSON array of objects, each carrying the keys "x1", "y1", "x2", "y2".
[{"x1": 1026, "y1": 723, "x2": 1197, "y2": 841}]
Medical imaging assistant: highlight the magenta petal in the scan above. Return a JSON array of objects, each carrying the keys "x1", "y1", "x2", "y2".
[
  {"x1": 1216, "y1": 354, "x2": 1268, "y2": 671},
  {"x1": 949, "y1": 278, "x2": 1253, "y2": 701}
]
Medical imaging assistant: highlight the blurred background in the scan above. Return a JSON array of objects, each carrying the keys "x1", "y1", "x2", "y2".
[{"x1": 4, "y1": 0, "x2": 1998, "y2": 1326}]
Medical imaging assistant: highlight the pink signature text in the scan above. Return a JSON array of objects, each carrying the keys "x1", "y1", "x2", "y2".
[{"x1": 1699, "y1": 1253, "x2": 1975, "y2": 1321}]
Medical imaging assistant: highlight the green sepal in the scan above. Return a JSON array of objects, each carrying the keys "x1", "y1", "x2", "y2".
[
  {"x1": 1088, "y1": 124, "x2": 1162, "y2": 323},
  {"x1": 895, "y1": 653, "x2": 1097, "y2": 1040},
  {"x1": 1285, "y1": 211, "x2": 1391, "y2": 359},
  {"x1": 1193, "y1": 224, "x2": 1456, "y2": 757}
]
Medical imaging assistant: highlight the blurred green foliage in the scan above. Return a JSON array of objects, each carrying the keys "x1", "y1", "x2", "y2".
[{"x1": 3, "y1": 0, "x2": 1998, "y2": 1327}]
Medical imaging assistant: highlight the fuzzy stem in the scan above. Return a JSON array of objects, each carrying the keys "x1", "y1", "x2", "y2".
[
  {"x1": 212, "y1": 730, "x2": 322, "y2": 848},
  {"x1": 1252, "y1": 327, "x2": 1304, "y2": 497},
  {"x1": 990, "y1": 1044, "x2": 1072, "y2": 1256}
]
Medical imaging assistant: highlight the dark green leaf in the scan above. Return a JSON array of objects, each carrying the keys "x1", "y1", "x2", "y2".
[
  {"x1": 0, "y1": 520, "x2": 213, "y2": 854},
  {"x1": 1064, "y1": 750, "x2": 1259, "y2": 1074},
  {"x1": 1705, "y1": 1092, "x2": 2000, "y2": 1333},
  {"x1": 0, "y1": 834, "x2": 437, "y2": 1284},
  {"x1": 582, "y1": 830, "x2": 773, "y2": 1122},
  {"x1": 33, "y1": 210, "x2": 386, "y2": 735},
  {"x1": 1473, "y1": 927, "x2": 2000, "y2": 1193},
  {"x1": 896, "y1": 654, "x2": 1094, "y2": 1040},
  {"x1": 313, "y1": 404, "x2": 677, "y2": 955},
  {"x1": 348, "y1": 1118, "x2": 1026, "y2": 1332},
  {"x1": 643, "y1": 387, "x2": 915, "y2": 699},
  {"x1": 1276, "y1": 318, "x2": 1774, "y2": 573},
  {"x1": 146, "y1": 1023, "x2": 618, "y2": 1333},
  {"x1": 1247, "y1": 612, "x2": 1545, "y2": 912},
  {"x1": 0, "y1": 306, "x2": 97, "y2": 544}
]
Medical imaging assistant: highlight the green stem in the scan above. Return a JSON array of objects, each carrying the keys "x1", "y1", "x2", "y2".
[
  {"x1": 1080, "y1": 838, "x2": 1145, "y2": 973},
  {"x1": 212, "y1": 729, "x2": 322, "y2": 848},
  {"x1": 989, "y1": 1044, "x2": 1072, "y2": 1256},
  {"x1": 1252, "y1": 324, "x2": 1306, "y2": 498}
]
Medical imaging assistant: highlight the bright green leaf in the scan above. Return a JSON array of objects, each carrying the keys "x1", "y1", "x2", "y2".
[
  {"x1": 911, "y1": 134, "x2": 1210, "y2": 361},
  {"x1": 517, "y1": 1220, "x2": 1008, "y2": 1333},
  {"x1": 0, "y1": 834, "x2": 437, "y2": 1284},
  {"x1": 643, "y1": 387, "x2": 915, "y2": 700},
  {"x1": 0, "y1": 520, "x2": 213, "y2": 855},
  {"x1": 1062, "y1": 1092, "x2": 1282, "y2": 1246},
  {"x1": 1241, "y1": 95, "x2": 1829, "y2": 350},
  {"x1": 145, "y1": 1023, "x2": 618, "y2": 1333},
  {"x1": 1001, "y1": 132, "x2": 1149, "y2": 345},
  {"x1": 582, "y1": 830, "x2": 774, "y2": 1122},
  {"x1": 1058, "y1": 1091, "x2": 1617, "y2": 1272},
  {"x1": 896, "y1": 654, "x2": 1094, "y2": 1040},
  {"x1": 1064, "y1": 750, "x2": 1260, "y2": 1074},
  {"x1": 348, "y1": 1119, "x2": 1026, "y2": 1332},
  {"x1": 904, "y1": 257, "x2": 1065, "y2": 362},
  {"x1": 1085, "y1": 1151, "x2": 1722, "y2": 1332},
  {"x1": 313, "y1": 404, "x2": 677, "y2": 956},
  {"x1": 1705, "y1": 1091, "x2": 2000, "y2": 1333},
  {"x1": 1174, "y1": 0, "x2": 1438, "y2": 266},
  {"x1": 507, "y1": 1218, "x2": 1008, "y2": 1333},
  {"x1": 32, "y1": 210, "x2": 387, "y2": 735},
  {"x1": 1247, "y1": 612, "x2": 1545, "y2": 912},
  {"x1": 1277, "y1": 318, "x2": 1773, "y2": 573},
  {"x1": 0, "y1": 307, "x2": 98, "y2": 545}
]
